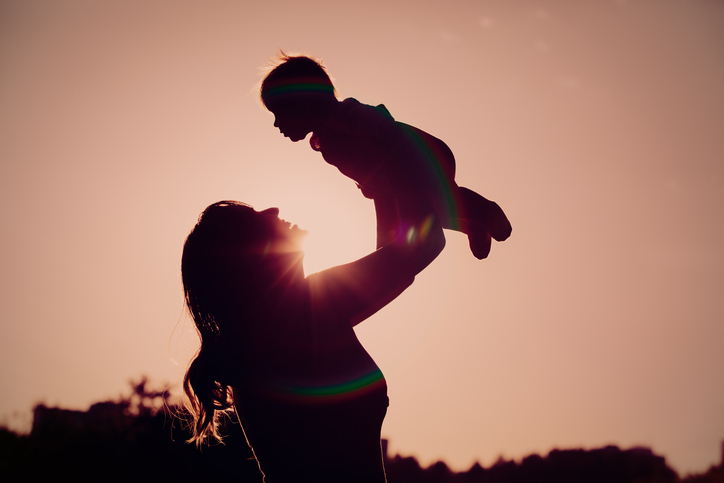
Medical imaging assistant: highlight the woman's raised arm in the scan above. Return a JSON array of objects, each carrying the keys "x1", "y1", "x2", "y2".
[{"x1": 307, "y1": 179, "x2": 445, "y2": 326}]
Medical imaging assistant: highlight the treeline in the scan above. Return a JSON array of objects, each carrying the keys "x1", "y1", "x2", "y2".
[{"x1": 1, "y1": 378, "x2": 722, "y2": 482}]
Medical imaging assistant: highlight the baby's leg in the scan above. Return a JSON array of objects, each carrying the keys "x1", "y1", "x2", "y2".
[
  {"x1": 457, "y1": 187, "x2": 512, "y2": 242},
  {"x1": 440, "y1": 186, "x2": 510, "y2": 260},
  {"x1": 434, "y1": 189, "x2": 493, "y2": 259}
]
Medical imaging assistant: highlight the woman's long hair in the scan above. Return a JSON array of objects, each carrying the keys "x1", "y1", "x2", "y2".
[{"x1": 181, "y1": 201, "x2": 276, "y2": 445}]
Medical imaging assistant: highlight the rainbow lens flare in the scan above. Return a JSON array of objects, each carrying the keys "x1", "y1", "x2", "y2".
[
  {"x1": 262, "y1": 78, "x2": 335, "y2": 103},
  {"x1": 272, "y1": 369, "x2": 386, "y2": 404}
]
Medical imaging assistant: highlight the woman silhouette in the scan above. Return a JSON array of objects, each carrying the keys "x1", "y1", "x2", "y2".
[{"x1": 181, "y1": 188, "x2": 444, "y2": 482}]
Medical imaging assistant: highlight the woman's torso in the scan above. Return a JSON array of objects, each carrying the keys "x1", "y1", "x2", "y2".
[{"x1": 230, "y1": 281, "x2": 389, "y2": 482}]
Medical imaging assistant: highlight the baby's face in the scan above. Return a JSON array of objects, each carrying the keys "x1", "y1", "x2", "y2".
[{"x1": 269, "y1": 104, "x2": 312, "y2": 142}]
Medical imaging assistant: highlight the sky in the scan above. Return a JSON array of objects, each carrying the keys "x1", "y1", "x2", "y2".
[{"x1": 1, "y1": 0, "x2": 723, "y2": 476}]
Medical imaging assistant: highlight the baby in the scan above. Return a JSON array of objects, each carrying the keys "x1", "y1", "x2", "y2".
[{"x1": 260, "y1": 54, "x2": 511, "y2": 259}]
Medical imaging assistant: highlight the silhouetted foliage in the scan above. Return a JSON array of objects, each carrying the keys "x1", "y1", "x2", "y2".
[
  {"x1": 683, "y1": 461, "x2": 724, "y2": 483},
  {"x1": 1, "y1": 378, "x2": 262, "y2": 482},
  {"x1": 386, "y1": 454, "x2": 425, "y2": 482},
  {"x1": 1, "y1": 377, "x2": 722, "y2": 482}
]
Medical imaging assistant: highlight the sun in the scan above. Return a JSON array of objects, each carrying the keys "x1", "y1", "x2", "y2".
[
  {"x1": 269, "y1": 183, "x2": 376, "y2": 275},
  {"x1": 252, "y1": 159, "x2": 379, "y2": 276},
  {"x1": 299, "y1": 207, "x2": 376, "y2": 275}
]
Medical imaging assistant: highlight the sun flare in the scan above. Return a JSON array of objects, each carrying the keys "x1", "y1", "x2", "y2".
[{"x1": 300, "y1": 217, "x2": 374, "y2": 275}]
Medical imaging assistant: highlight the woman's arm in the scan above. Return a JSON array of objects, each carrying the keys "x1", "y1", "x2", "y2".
[{"x1": 307, "y1": 182, "x2": 445, "y2": 327}]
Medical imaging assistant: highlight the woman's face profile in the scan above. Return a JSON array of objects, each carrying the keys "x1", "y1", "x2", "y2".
[{"x1": 255, "y1": 207, "x2": 307, "y2": 254}]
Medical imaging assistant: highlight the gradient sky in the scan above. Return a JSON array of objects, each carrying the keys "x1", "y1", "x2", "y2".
[{"x1": 1, "y1": 0, "x2": 723, "y2": 476}]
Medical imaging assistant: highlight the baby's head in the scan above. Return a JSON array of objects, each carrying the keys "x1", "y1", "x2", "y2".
[
  {"x1": 261, "y1": 53, "x2": 337, "y2": 141},
  {"x1": 261, "y1": 54, "x2": 336, "y2": 108}
]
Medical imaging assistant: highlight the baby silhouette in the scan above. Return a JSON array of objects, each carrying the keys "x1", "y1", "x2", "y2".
[{"x1": 261, "y1": 53, "x2": 511, "y2": 259}]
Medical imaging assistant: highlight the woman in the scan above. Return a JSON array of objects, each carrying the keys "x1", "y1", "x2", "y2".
[{"x1": 181, "y1": 191, "x2": 445, "y2": 482}]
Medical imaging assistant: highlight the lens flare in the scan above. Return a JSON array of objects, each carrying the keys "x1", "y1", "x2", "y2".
[
  {"x1": 263, "y1": 78, "x2": 335, "y2": 103},
  {"x1": 266, "y1": 369, "x2": 386, "y2": 404}
]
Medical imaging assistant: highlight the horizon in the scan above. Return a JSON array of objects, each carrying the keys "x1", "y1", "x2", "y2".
[{"x1": 21, "y1": 387, "x2": 724, "y2": 478}]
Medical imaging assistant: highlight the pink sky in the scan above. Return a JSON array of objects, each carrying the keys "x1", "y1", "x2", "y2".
[{"x1": 1, "y1": 0, "x2": 723, "y2": 476}]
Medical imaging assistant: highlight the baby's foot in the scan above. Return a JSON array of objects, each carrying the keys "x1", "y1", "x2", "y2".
[
  {"x1": 467, "y1": 224, "x2": 492, "y2": 260},
  {"x1": 459, "y1": 188, "x2": 512, "y2": 242},
  {"x1": 483, "y1": 201, "x2": 512, "y2": 242}
]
